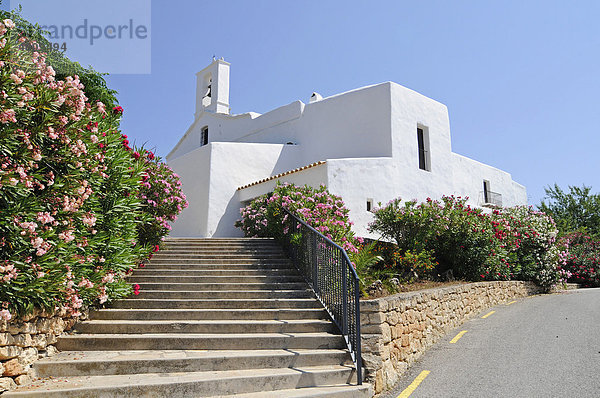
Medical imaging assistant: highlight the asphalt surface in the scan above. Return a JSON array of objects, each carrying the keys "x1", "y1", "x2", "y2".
[{"x1": 380, "y1": 288, "x2": 600, "y2": 398}]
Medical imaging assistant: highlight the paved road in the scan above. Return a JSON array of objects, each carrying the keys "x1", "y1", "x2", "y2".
[{"x1": 381, "y1": 288, "x2": 600, "y2": 398}]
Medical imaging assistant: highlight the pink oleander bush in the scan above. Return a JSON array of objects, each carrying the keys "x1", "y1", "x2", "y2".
[
  {"x1": 560, "y1": 232, "x2": 600, "y2": 287},
  {"x1": 137, "y1": 158, "x2": 188, "y2": 248},
  {"x1": 0, "y1": 19, "x2": 186, "y2": 319},
  {"x1": 235, "y1": 183, "x2": 362, "y2": 254},
  {"x1": 368, "y1": 196, "x2": 569, "y2": 291}
]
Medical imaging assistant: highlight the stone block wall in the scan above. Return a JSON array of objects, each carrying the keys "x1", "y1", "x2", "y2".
[
  {"x1": 360, "y1": 281, "x2": 541, "y2": 394},
  {"x1": 0, "y1": 308, "x2": 86, "y2": 392}
]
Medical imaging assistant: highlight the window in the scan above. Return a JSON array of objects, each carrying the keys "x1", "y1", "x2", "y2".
[
  {"x1": 201, "y1": 126, "x2": 208, "y2": 146},
  {"x1": 417, "y1": 126, "x2": 431, "y2": 171},
  {"x1": 483, "y1": 180, "x2": 490, "y2": 203},
  {"x1": 366, "y1": 198, "x2": 373, "y2": 212}
]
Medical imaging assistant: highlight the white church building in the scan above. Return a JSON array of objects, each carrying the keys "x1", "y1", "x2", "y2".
[{"x1": 167, "y1": 59, "x2": 527, "y2": 238}]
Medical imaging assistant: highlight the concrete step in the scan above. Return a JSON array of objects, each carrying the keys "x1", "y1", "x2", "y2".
[
  {"x1": 33, "y1": 349, "x2": 352, "y2": 377},
  {"x1": 74, "y1": 319, "x2": 338, "y2": 334},
  {"x1": 111, "y1": 298, "x2": 323, "y2": 309},
  {"x1": 7, "y1": 366, "x2": 359, "y2": 397},
  {"x1": 133, "y1": 282, "x2": 308, "y2": 290},
  {"x1": 56, "y1": 333, "x2": 346, "y2": 351},
  {"x1": 154, "y1": 249, "x2": 286, "y2": 255},
  {"x1": 132, "y1": 268, "x2": 300, "y2": 276},
  {"x1": 223, "y1": 384, "x2": 373, "y2": 398},
  {"x1": 127, "y1": 275, "x2": 304, "y2": 284},
  {"x1": 141, "y1": 263, "x2": 296, "y2": 270},
  {"x1": 150, "y1": 253, "x2": 288, "y2": 260},
  {"x1": 164, "y1": 237, "x2": 277, "y2": 241},
  {"x1": 161, "y1": 245, "x2": 281, "y2": 249},
  {"x1": 164, "y1": 237, "x2": 277, "y2": 243},
  {"x1": 147, "y1": 258, "x2": 292, "y2": 265},
  {"x1": 136, "y1": 289, "x2": 314, "y2": 299},
  {"x1": 90, "y1": 308, "x2": 330, "y2": 321}
]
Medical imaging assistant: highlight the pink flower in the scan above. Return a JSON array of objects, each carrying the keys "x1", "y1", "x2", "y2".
[
  {"x1": 3, "y1": 19, "x2": 15, "y2": 29},
  {"x1": 0, "y1": 309, "x2": 11, "y2": 321},
  {"x1": 0, "y1": 109, "x2": 16, "y2": 123},
  {"x1": 59, "y1": 230, "x2": 75, "y2": 242},
  {"x1": 102, "y1": 273, "x2": 115, "y2": 283},
  {"x1": 82, "y1": 213, "x2": 97, "y2": 227},
  {"x1": 37, "y1": 212, "x2": 55, "y2": 225}
]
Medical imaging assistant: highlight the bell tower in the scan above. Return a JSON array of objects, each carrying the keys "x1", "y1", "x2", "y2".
[{"x1": 195, "y1": 58, "x2": 230, "y2": 118}]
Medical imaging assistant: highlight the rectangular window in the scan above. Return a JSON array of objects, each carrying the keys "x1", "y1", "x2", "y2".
[
  {"x1": 366, "y1": 198, "x2": 373, "y2": 212},
  {"x1": 201, "y1": 126, "x2": 209, "y2": 146},
  {"x1": 417, "y1": 127, "x2": 430, "y2": 171},
  {"x1": 483, "y1": 180, "x2": 490, "y2": 203}
]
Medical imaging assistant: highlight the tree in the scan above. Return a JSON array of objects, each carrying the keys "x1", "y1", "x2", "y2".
[
  {"x1": 0, "y1": 3, "x2": 119, "y2": 108},
  {"x1": 538, "y1": 184, "x2": 600, "y2": 237}
]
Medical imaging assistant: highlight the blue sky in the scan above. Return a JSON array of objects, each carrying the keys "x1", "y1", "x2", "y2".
[{"x1": 5, "y1": 1, "x2": 600, "y2": 205}]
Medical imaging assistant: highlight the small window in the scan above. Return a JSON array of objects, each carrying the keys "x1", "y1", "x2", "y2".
[
  {"x1": 201, "y1": 126, "x2": 209, "y2": 146},
  {"x1": 201, "y1": 127, "x2": 208, "y2": 146},
  {"x1": 417, "y1": 127, "x2": 431, "y2": 171},
  {"x1": 483, "y1": 180, "x2": 490, "y2": 203},
  {"x1": 366, "y1": 198, "x2": 373, "y2": 212}
]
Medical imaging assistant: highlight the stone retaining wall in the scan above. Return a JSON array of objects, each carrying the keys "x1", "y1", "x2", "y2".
[
  {"x1": 360, "y1": 281, "x2": 541, "y2": 394},
  {"x1": 0, "y1": 309, "x2": 87, "y2": 392}
]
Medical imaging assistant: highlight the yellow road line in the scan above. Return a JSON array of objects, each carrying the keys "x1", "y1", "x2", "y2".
[
  {"x1": 507, "y1": 300, "x2": 517, "y2": 305},
  {"x1": 481, "y1": 310, "x2": 495, "y2": 319},
  {"x1": 449, "y1": 330, "x2": 468, "y2": 343},
  {"x1": 397, "y1": 370, "x2": 430, "y2": 398}
]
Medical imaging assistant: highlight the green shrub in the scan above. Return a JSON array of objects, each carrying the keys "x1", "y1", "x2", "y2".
[
  {"x1": 137, "y1": 157, "x2": 188, "y2": 248},
  {"x1": 235, "y1": 182, "x2": 361, "y2": 253},
  {"x1": 560, "y1": 233, "x2": 600, "y2": 287},
  {"x1": 368, "y1": 196, "x2": 568, "y2": 291},
  {"x1": 0, "y1": 19, "x2": 186, "y2": 319},
  {"x1": 390, "y1": 249, "x2": 438, "y2": 280}
]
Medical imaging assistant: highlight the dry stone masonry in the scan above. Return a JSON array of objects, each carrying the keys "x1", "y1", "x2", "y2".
[
  {"x1": 0, "y1": 308, "x2": 85, "y2": 392},
  {"x1": 360, "y1": 281, "x2": 541, "y2": 394}
]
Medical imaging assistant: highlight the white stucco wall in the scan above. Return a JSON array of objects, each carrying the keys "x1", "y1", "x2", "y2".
[
  {"x1": 168, "y1": 142, "x2": 301, "y2": 237},
  {"x1": 237, "y1": 163, "x2": 328, "y2": 203},
  {"x1": 167, "y1": 145, "x2": 211, "y2": 237},
  {"x1": 389, "y1": 83, "x2": 455, "y2": 200},
  {"x1": 325, "y1": 157, "x2": 397, "y2": 238},
  {"x1": 235, "y1": 83, "x2": 393, "y2": 167},
  {"x1": 169, "y1": 83, "x2": 394, "y2": 170},
  {"x1": 451, "y1": 153, "x2": 527, "y2": 208}
]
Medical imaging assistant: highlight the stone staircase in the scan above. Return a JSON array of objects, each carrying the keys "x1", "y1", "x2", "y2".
[{"x1": 6, "y1": 238, "x2": 372, "y2": 397}]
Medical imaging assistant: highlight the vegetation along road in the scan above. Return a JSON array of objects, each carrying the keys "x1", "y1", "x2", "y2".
[{"x1": 383, "y1": 288, "x2": 600, "y2": 398}]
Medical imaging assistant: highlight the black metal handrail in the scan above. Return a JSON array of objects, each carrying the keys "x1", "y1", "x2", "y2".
[{"x1": 279, "y1": 207, "x2": 362, "y2": 385}]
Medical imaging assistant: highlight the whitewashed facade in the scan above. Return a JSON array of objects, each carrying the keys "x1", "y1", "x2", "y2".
[{"x1": 167, "y1": 59, "x2": 527, "y2": 238}]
